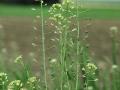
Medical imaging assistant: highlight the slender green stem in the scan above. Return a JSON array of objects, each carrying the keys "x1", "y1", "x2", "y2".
[
  {"x1": 60, "y1": 2, "x2": 71, "y2": 90},
  {"x1": 40, "y1": 0, "x2": 47, "y2": 90},
  {"x1": 62, "y1": 7, "x2": 71, "y2": 90},
  {"x1": 111, "y1": 35, "x2": 117, "y2": 90},
  {"x1": 76, "y1": 0, "x2": 80, "y2": 90},
  {"x1": 112, "y1": 72, "x2": 117, "y2": 90},
  {"x1": 60, "y1": 31, "x2": 63, "y2": 90},
  {"x1": 3, "y1": 84, "x2": 5, "y2": 90},
  {"x1": 112, "y1": 34, "x2": 117, "y2": 65},
  {"x1": 63, "y1": 29, "x2": 71, "y2": 90}
]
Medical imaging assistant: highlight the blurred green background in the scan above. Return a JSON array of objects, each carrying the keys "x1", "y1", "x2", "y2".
[{"x1": 0, "y1": 0, "x2": 120, "y2": 73}]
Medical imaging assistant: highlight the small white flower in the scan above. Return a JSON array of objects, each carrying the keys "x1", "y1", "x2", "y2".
[
  {"x1": 51, "y1": 39, "x2": 56, "y2": 41},
  {"x1": 110, "y1": 26, "x2": 118, "y2": 33},
  {"x1": 31, "y1": 8, "x2": 36, "y2": 11},
  {"x1": 45, "y1": 3, "x2": 47, "y2": 6},
  {"x1": 54, "y1": 31, "x2": 58, "y2": 34},
  {"x1": 72, "y1": 28, "x2": 77, "y2": 32},
  {"x1": 41, "y1": 0, "x2": 44, "y2": 4},
  {"x1": 50, "y1": 59, "x2": 57, "y2": 63},
  {"x1": 112, "y1": 65, "x2": 118, "y2": 69},
  {"x1": 14, "y1": 55, "x2": 23, "y2": 64},
  {"x1": 88, "y1": 86, "x2": 93, "y2": 90},
  {"x1": 33, "y1": 26, "x2": 37, "y2": 30},
  {"x1": 36, "y1": 15, "x2": 40, "y2": 18},
  {"x1": 32, "y1": 43, "x2": 37, "y2": 47}
]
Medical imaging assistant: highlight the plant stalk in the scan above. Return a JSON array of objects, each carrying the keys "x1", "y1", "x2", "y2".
[{"x1": 40, "y1": 0, "x2": 47, "y2": 90}]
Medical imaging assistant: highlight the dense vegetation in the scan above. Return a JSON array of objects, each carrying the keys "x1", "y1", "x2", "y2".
[{"x1": 0, "y1": 0, "x2": 120, "y2": 90}]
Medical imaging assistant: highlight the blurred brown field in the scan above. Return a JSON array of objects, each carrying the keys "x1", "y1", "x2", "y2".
[{"x1": 0, "y1": 17, "x2": 120, "y2": 69}]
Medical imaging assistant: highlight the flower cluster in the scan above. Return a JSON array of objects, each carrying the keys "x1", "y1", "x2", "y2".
[
  {"x1": 0, "y1": 73, "x2": 40, "y2": 90},
  {"x1": 82, "y1": 63, "x2": 97, "y2": 80},
  {"x1": 49, "y1": 0, "x2": 75, "y2": 32},
  {"x1": 14, "y1": 55, "x2": 23, "y2": 64},
  {"x1": 110, "y1": 26, "x2": 118, "y2": 33},
  {"x1": 0, "y1": 72, "x2": 8, "y2": 88},
  {"x1": 8, "y1": 80, "x2": 23, "y2": 90},
  {"x1": 109, "y1": 26, "x2": 118, "y2": 37},
  {"x1": 27, "y1": 77, "x2": 40, "y2": 90}
]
